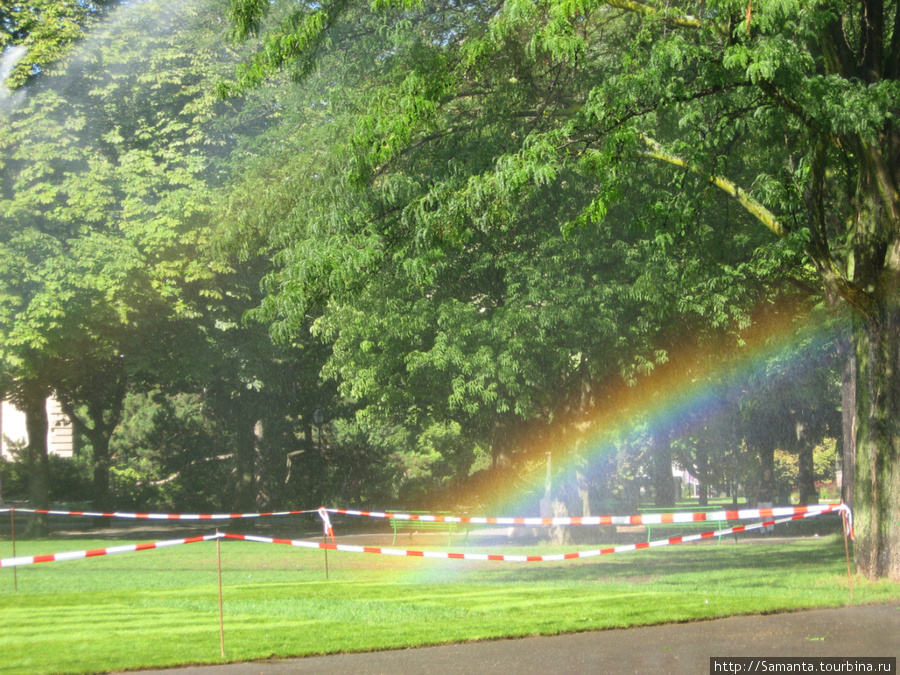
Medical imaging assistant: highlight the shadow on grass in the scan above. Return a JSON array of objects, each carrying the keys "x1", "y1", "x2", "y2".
[{"x1": 452, "y1": 538, "x2": 850, "y2": 586}]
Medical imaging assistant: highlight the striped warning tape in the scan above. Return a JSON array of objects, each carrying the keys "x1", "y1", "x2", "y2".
[
  {"x1": 0, "y1": 533, "x2": 224, "y2": 568},
  {"x1": 327, "y1": 503, "x2": 846, "y2": 526},
  {"x1": 10, "y1": 508, "x2": 317, "y2": 520},
  {"x1": 223, "y1": 509, "x2": 832, "y2": 562},
  {"x1": 4, "y1": 503, "x2": 845, "y2": 525},
  {"x1": 0, "y1": 508, "x2": 842, "y2": 567}
]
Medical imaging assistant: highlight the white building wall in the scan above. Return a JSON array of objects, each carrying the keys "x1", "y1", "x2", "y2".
[{"x1": 0, "y1": 398, "x2": 74, "y2": 459}]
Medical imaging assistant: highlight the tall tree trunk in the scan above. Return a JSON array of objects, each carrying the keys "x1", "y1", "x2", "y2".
[
  {"x1": 58, "y1": 398, "x2": 122, "y2": 512},
  {"x1": 22, "y1": 391, "x2": 49, "y2": 537},
  {"x1": 575, "y1": 469, "x2": 591, "y2": 517},
  {"x1": 840, "y1": 339, "x2": 857, "y2": 508},
  {"x1": 797, "y1": 442, "x2": 819, "y2": 505},
  {"x1": 696, "y1": 442, "x2": 709, "y2": 507},
  {"x1": 254, "y1": 418, "x2": 279, "y2": 511},
  {"x1": 90, "y1": 430, "x2": 112, "y2": 511},
  {"x1": 549, "y1": 497, "x2": 570, "y2": 545},
  {"x1": 756, "y1": 438, "x2": 777, "y2": 504},
  {"x1": 234, "y1": 419, "x2": 256, "y2": 513},
  {"x1": 794, "y1": 418, "x2": 819, "y2": 506},
  {"x1": 845, "y1": 139, "x2": 900, "y2": 581},
  {"x1": 651, "y1": 425, "x2": 676, "y2": 508},
  {"x1": 853, "y1": 306, "x2": 900, "y2": 580}
]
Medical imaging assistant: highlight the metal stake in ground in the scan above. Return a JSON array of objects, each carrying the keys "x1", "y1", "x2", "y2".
[
  {"x1": 216, "y1": 530, "x2": 225, "y2": 657},
  {"x1": 324, "y1": 533, "x2": 329, "y2": 580},
  {"x1": 841, "y1": 509, "x2": 853, "y2": 600},
  {"x1": 317, "y1": 507, "x2": 335, "y2": 580},
  {"x1": 10, "y1": 507, "x2": 17, "y2": 591}
]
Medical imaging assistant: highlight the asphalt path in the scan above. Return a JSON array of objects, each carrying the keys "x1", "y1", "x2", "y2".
[{"x1": 125, "y1": 604, "x2": 900, "y2": 675}]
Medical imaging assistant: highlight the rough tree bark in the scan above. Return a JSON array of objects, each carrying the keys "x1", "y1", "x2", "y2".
[
  {"x1": 58, "y1": 396, "x2": 123, "y2": 512},
  {"x1": 842, "y1": 136, "x2": 900, "y2": 580},
  {"x1": 22, "y1": 391, "x2": 49, "y2": 537},
  {"x1": 839, "y1": 338, "x2": 857, "y2": 509},
  {"x1": 853, "y1": 305, "x2": 900, "y2": 580},
  {"x1": 651, "y1": 425, "x2": 676, "y2": 508},
  {"x1": 794, "y1": 417, "x2": 819, "y2": 506}
]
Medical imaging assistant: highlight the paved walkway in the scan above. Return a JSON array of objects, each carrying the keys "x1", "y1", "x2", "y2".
[{"x1": 127, "y1": 604, "x2": 899, "y2": 675}]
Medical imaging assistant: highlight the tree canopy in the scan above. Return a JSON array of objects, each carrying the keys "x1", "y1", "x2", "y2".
[
  {"x1": 1, "y1": 0, "x2": 121, "y2": 88},
  {"x1": 1, "y1": 0, "x2": 262, "y2": 510},
  {"x1": 221, "y1": 0, "x2": 899, "y2": 579},
  {"x1": 1, "y1": 0, "x2": 893, "y2": 582}
]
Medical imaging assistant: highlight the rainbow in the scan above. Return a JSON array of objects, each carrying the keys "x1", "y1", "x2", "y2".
[{"x1": 464, "y1": 296, "x2": 840, "y2": 518}]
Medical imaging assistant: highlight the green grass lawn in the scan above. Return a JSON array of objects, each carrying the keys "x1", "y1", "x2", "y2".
[{"x1": 1, "y1": 529, "x2": 899, "y2": 675}]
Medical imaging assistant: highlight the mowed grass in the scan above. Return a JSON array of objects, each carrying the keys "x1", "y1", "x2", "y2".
[{"x1": 1, "y1": 527, "x2": 899, "y2": 675}]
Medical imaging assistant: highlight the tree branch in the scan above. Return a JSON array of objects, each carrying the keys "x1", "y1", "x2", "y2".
[
  {"x1": 756, "y1": 81, "x2": 819, "y2": 132},
  {"x1": 821, "y1": 16, "x2": 855, "y2": 78},
  {"x1": 637, "y1": 135, "x2": 786, "y2": 238},
  {"x1": 137, "y1": 454, "x2": 235, "y2": 487},
  {"x1": 804, "y1": 136, "x2": 868, "y2": 313},
  {"x1": 605, "y1": 0, "x2": 702, "y2": 28},
  {"x1": 640, "y1": 135, "x2": 876, "y2": 315},
  {"x1": 887, "y1": 0, "x2": 900, "y2": 78},
  {"x1": 859, "y1": 0, "x2": 884, "y2": 81}
]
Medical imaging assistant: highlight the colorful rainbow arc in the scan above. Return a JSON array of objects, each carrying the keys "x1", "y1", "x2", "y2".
[{"x1": 479, "y1": 298, "x2": 839, "y2": 516}]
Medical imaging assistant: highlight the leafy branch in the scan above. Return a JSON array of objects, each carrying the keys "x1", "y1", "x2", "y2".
[{"x1": 637, "y1": 135, "x2": 785, "y2": 238}]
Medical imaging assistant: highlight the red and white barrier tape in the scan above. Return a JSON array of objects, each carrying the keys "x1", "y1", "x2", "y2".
[
  {"x1": 0, "y1": 533, "x2": 223, "y2": 568},
  {"x1": 5, "y1": 503, "x2": 848, "y2": 526},
  {"x1": 223, "y1": 509, "x2": 832, "y2": 562},
  {"x1": 5, "y1": 503, "x2": 852, "y2": 545},
  {"x1": 0, "y1": 508, "x2": 843, "y2": 568},
  {"x1": 317, "y1": 507, "x2": 335, "y2": 542},
  {"x1": 327, "y1": 503, "x2": 847, "y2": 526},
  {"x1": 10, "y1": 508, "x2": 317, "y2": 520}
]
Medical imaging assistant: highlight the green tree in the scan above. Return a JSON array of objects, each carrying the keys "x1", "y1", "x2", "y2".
[
  {"x1": 220, "y1": 0, "x2": 808, "y2": 517},
  {"x1": 224, "y1": 0, "x2": 900, "y2": 580},
  {"x1": 1, "y1": 0, "x2": 122, "y2": 88},
  {"x1": 195, "y1": 271, "x2": 331, "y2": 512},
  {"x1": 0, "y1": 0, "x2": 242, "y2": 510}
]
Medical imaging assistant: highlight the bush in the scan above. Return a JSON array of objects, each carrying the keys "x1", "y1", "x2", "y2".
[
  {"x1": 48, "y1": 453, "x2": 93, "y2": 503},
  {"x1": 0, "y1": 452, "x2": 92, "y2": 505},
  {"x1": 0, "y1": 454, "x2": 28, "y2": 502}
]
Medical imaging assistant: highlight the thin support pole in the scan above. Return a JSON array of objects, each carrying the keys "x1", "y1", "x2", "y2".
[
  {"x1": 324, "y1": 534, "x2": 329, "y2": 581},
  {"x1": 841, "y1": 510, "x2": 853, "y2": 601},
  {"x1": 216, "y1": 531, "x2": 225, "y2": 658},
  {"x1": 11, "y1": 507, "x2": 17, "y2": 591}
]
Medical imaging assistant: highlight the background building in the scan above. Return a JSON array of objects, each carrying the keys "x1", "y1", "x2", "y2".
[{"x1": 0, "y1": 398, "x2": 74, "y2": 459}]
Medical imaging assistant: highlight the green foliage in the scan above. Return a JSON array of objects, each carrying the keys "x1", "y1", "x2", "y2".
[
  {"x1": 774, "y1": 440, "x2": 839, "y2": 488},
  {"x1": 105, "y1": 391, "x2": 230, "y2": 509},
  {"x1": 0, "y1": 453, "x2": 27, "y2": 500},
  {"x1": 1, "y1": 1, "x2": 121, "y2": 88},
  {"x1": 0, "y1": 0, "x2": 236, "y2": 365},
  {"x1": 0, "y1": 452, "x2": 92, "y2": 503},
  {"x1": 216, "y1": 0, "x2": 839, "y2": 512},
  {"x1": 0, "y1": 0, "x2": 280, "y2": 510}
]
